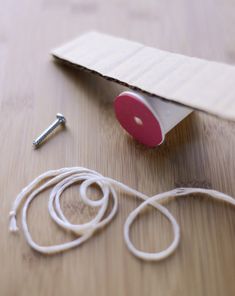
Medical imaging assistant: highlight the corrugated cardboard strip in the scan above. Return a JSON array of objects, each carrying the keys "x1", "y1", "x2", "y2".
[{"x1": 52, "y1": 31, "x2": 235, "y2": 121}]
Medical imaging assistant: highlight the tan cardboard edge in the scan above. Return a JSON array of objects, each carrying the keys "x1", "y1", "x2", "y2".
[{"x1": 51, "y1": 55, "x2": 212, "y2": 117}]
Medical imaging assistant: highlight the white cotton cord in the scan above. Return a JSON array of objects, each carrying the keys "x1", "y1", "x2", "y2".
[{"x1": 9, "y1": 167, "x2": 235, "y2": 261}]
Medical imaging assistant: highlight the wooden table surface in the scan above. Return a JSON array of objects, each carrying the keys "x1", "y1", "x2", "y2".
[{"x1": 1, "y1": 0, "x2": 235, "y2": 295}]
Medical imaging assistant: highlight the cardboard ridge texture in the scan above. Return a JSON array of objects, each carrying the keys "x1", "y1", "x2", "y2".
[{"x1": 52, "y1": 31, "x2": 235, "y2": 121}]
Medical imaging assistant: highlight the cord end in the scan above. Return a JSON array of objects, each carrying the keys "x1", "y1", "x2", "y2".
[{"x1": 9, "y1": 211, "x2": 19, "y2": 232}]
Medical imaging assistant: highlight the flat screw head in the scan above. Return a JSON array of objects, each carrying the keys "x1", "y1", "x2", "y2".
[{"x1": 56, "y1": 113, "x2": 66, "y2": 124}]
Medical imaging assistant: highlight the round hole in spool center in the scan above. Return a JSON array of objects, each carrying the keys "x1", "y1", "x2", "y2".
[{"x1": 134, "y1": 116, "x2": 143, "y2": 126}]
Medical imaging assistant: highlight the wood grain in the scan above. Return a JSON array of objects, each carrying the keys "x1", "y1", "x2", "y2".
[{"x1": 0, "y1": 0, "x2": 235, "y2": 295}]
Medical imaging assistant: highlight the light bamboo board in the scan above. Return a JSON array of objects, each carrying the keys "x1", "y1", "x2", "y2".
[{"x1": 0, "y1": 0, "x2": 235, "y2": 295}]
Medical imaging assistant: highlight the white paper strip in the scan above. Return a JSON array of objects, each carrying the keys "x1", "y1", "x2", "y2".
[{"x1": 52, "y1": 31, "x2": 235, "y2": 121}]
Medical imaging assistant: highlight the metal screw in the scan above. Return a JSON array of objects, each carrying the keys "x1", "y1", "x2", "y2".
[{"x1": 33, "y1": 113, "x2": 66, "y2": 148}]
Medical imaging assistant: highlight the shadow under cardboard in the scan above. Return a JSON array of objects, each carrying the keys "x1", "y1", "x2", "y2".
[{"x1": 53, "y1": 59, "x2": 125, "y2": 106}]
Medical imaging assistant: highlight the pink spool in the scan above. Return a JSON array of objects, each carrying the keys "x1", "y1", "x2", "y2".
[{"x1": 114, "y1": 91, "x2": 192, "y2": 147}]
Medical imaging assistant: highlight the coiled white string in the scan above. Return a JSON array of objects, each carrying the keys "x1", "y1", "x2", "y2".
[{"x1": 9, "y1": 167, "x2": 235, "y2": 261}]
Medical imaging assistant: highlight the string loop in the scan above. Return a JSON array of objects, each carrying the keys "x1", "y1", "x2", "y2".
[{"x1": 9, "y1": 167, "x2": 235, "y2": 261}]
